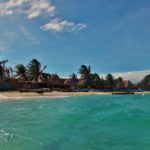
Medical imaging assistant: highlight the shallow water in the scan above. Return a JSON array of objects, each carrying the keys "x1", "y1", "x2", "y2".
[{"x1": 0, "y1": 94, "x2": 150, "y2": 150}]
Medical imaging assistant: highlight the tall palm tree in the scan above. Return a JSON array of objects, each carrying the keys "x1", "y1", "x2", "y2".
[
  {"x1": 78, "y1": 65, "x2": 91, "y2": 87},
  {"x1": 15, "y1": 64, "x2": 26, "y2": 78},
  {"x1": 79, "y1": 65, "x2": 91, "y2": 78},
  {"x1": 105, "y1": 74, "x2": 115, "y2": 90},
  {"x1": 27, "y1": 59, "x2": 46, "y2": 81}
]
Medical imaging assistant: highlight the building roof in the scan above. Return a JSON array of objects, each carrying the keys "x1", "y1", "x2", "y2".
[
  {"x1": 123, "y1": 80, "x2": 135, "y2": 88},
  {"x1": 64, "y1": 78, "x2": 78, "y2": 86}
]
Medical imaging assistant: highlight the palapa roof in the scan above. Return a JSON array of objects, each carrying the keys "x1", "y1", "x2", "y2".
[
  {"x1": 49, "y1": 74, "x2": 65, "y2": 86},
  {"x1": 64, "y1": 78, "x2": 78, "y2": 86},
  {"x1": 123, "y1": 80, "x2": 135, "y2": 88}
]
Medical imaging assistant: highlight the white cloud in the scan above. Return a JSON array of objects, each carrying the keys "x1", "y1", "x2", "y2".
[
  {"x1": 41, "y1": 18, "x2": 87, "y2": 32},
  {"x1": 0, "y1": 0, "x2": 55, "y2": 18},
  {"x1": 100, "y1": 70, "x2": 150, "y2": 83},
  {"x1": 27, "y1": 0, "x2": 55, "y2": 19},
  {"x1": 0, "y1": 0, "x2": 87, "y2": 33}
]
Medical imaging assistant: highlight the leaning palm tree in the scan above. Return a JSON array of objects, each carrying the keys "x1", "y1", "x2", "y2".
[
  {"x1": 15, "y1": 64, "x2": 26, "y2": 78},
  {"x1": 78, "y1": 65, "x2": 92, "y2": 87},
  {"x1": 27, "y1": 59, "x2": 47, "y2": 81}
]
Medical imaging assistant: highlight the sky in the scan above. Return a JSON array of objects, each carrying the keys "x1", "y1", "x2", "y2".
[{"x1": 0, "y1": 0, "x2": 150, "y2": 80}]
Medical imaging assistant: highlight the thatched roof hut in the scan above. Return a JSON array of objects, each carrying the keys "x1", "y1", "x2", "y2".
[
  {"x1": 49, "y1": 74, "x2": 65, "y2": 87},
  {"x1": 64, "y1": 78, "x2": 78, "y2": 87}
]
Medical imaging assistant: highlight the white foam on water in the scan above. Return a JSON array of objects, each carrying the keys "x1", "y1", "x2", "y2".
[
  {"x1": 0, "y1": 129, "x2": 43, "y2": 145},
  {"x1": 0, "y1": 94, "x2": 71, "y2": 101},
  {"x1": 0, "y1": 129, "x2": 12, "y2": 143}
]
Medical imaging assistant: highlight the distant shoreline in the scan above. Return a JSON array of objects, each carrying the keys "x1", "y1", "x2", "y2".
[{"x1": 0, "y1": 91, "x2": 149, "y2": 101}]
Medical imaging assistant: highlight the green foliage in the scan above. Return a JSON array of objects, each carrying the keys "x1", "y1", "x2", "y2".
[
  {"x1": 105, "y1": 74, "x2": 115, "y2": 88},
  {"x1": 79, "y1": 65, "x2": 91, "y2": 78},
  {"x1": 0, "y1": 65, "x2": 4, "y2": 78},
  {"x1": 69, "y1": 73, "x2": 77, "y2": 80},
  {"x1": 27, "y1": 59, "x2": 41, "y2": 81},
  {"x1": 115, "y1": 77, "x2": 124, "y2": 89},
  {"x1": 78, "y1": 65, "x2": 92, "y2": 87},
  {"x1": 15, "y1": 64, "x2": 26, "y2": 77},
  {"x1": 91, "y1": 73, "x2": 101, "y2": 88},
  {"x1": 138, "y1": 74, "x2": 150, "y2": 90}
]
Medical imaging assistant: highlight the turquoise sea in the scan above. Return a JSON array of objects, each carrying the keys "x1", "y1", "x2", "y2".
[{"x1": 0, "y1": 94, "x2": 150, "y2": 150}]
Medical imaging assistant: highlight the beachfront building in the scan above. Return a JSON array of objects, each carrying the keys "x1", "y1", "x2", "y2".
[
  {"x1": 64, "y1": 78, "x2": 78, "y2": 88},
  {"x1": 123, "y1": 80, "x2": 136, "y2": 91},
  {"x1": 48, "y1": 74, "x2": 66, "y2": 89}
]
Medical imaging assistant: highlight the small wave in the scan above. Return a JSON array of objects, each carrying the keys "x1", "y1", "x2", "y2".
[
  {"x1": 0, "y1": 129, "x2": 12, "y2": 143},
  {"x1": 0, "y1": 129, "x2": 42, "y2": 145}
]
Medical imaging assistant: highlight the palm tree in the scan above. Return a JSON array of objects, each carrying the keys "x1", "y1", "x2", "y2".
[
  {"x1": 115, "y1": 77, "x2": 124, "y2": 89},
  {"x1": 69, "y1": 73, "x2": 77, "y2": 80},
  {"x1": 78, "y1": 65, "x2": 91, "y2": 87},
  {"x1": 105, "y1": 74, "x2": 115, "y2": 90},
  {"x1": 91, "y1": 73, "x2": 101, "y2": 88},
  {"x1": 27, "y1": 59, "x2": 46, "y2": 81},
  {"x1": 15, "y1": 64, "x2": 26, "y2": 78}
]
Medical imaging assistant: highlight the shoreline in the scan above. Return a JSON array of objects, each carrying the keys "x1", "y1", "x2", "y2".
[
  {"x1": 0, "y1": 91, "x2": 110, "y2": 100},
  {"x1": 0, "y1": 91, "x2": 149, "y2": 101}
]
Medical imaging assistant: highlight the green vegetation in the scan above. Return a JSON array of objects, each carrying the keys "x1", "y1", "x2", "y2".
[
  {"x1": 15, "y1": 64, "x2": 26, "y2": 78},
  {"x1": 78, "y1": 65, "x2": 91, "y2": 87},
  {"x1": 0, "y1": 58, "x2": 150, "y2": 91},
  {"x1": 137, "y1": 74, "x2": 150, "y2": 90},
  {"x1": 0, "y1": 64, "x2": 4, "y2": 78},
  {"x1": 115, "y1": 77, "x2": 124, "y2": 89},
  {"x1": 105, "y1": 74, "x2": 115, "y2": 89},
  {"x1": 69, "y1": 73, "x2": 77, "y2": 80},
  {"x1": 26, "y1": 59, "x2": 42, "y2": 81}
]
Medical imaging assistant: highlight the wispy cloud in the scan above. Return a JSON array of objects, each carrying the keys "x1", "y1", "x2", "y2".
[
  {"x1": 41, "y1": 18, "x2": 87, "y2": 32},
  {"x1": 19, "y1": 26, "x2": 37, "y2": 43},
  {"x1": 0, "y1": 0, "x2": 87, "y2": 33},
  {"x1": 27, "y1": 0, "x2": 55, "y2": 19}
]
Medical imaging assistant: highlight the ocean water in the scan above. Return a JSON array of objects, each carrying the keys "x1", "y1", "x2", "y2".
[{"x1": 0, "y1": 94, "x2": 150, "y2": 150}]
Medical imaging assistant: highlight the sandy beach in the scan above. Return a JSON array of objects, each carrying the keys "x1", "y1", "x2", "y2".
[
  {"x1": 0, "y1": 91, "x2": 112, "y2": 100},
  {"x1": 0, "y1": 91, "x2": 149, "y2": 100}
]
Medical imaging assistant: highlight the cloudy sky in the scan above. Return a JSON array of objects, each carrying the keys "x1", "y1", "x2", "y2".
[{"x1": 0, "y1": 0, "x2": 150, "y2": 80}]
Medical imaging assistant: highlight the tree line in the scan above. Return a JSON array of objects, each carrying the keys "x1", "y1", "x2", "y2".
[{"x1": 2, "y1": 58, "x2": 149, "y2": 90}]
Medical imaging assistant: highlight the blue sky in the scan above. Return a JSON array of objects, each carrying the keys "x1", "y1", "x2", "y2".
[{"x1": 0, "y1": 0, "x2": 150, "y2": 77}]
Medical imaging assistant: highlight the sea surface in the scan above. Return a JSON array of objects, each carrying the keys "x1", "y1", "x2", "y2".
[{"x1": 0, "y1": 94, "x2": 150, "y2": 150}]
